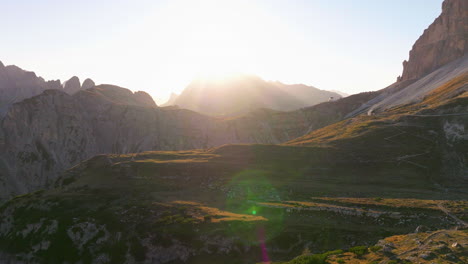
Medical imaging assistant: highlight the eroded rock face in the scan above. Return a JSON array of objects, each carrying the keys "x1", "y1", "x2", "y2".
[
  {"x1": 400, "y1": 0, "x2": 467, "y2": 81},
  {"x1": 0, "y1": 90, "x2": 98, "y2": 196}
]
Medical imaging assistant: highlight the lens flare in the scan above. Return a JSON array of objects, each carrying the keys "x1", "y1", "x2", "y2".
[{"x1": 224, "y1": 169, "x2": 285, "y2": 248}]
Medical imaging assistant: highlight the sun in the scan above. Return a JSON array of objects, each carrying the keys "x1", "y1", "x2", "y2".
[{"x1": 151, "y1": 0, "x2": 257, "y2": 81}]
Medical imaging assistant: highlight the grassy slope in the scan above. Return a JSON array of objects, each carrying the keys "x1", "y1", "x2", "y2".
[
  {"x1": 287, "y1": 73, "x2": 468, "y2": 146},
  {"x1": 274, "y1": 229, "x2": 467, "y2": 264}
]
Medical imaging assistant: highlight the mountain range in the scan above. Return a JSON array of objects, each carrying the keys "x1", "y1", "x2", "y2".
[
  {"x1": 164, "y1": 74, "x2": 341, "y2": 116},
  {"x1": 0, "y1": 0, "x2": 466, "y2": 263}
]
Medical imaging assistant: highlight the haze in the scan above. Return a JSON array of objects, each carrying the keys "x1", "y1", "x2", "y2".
[{"x1": 1, "y1": 0, "x2": 441, "y2": 104}]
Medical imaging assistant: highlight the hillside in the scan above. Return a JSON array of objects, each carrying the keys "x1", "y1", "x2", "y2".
[
  {"x1": 171, "y1": 74, "x2": 341, "y2": 116},
  {"x1": 288, "y1": 72, "x2": 468, "y2": 187},
  {"x1": 275, "y1": 229, "x2": 467, "y2": 264},
  {"x1": 0, "y1": 83, "x2": 379, "y2": 200},
  {"x1": 0, "y1": 127, "x2": 466, "y2": 263},
  {"x1": 0, "y1": 69, "x2": 466, "y2": 263}
]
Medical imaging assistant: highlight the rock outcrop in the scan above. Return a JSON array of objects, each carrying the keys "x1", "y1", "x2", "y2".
[
  {"x1": 63, "y1": 76, "x2": 81, "y2": 95},
  {"x1": 400, "y1": 0, "x2": 467, "y2": 81},
  {"x1": 81, "y1": 78, "x2": 95, "y2": 90},
  {"x1": 0, "y1": 62, "x2": 101, "y2": 116}
]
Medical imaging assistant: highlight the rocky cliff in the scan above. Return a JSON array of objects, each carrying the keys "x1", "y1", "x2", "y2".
[{"x1": 400, "y1": 0, "x2": 467, "y2": 81}]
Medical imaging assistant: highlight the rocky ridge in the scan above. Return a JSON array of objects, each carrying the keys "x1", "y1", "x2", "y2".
[
  {"x1": 0, "y1": 61, "x2": 97, "y2": 116},
  {"x1": 399, "y1": 0, "x2": 467, "y2": 81}
]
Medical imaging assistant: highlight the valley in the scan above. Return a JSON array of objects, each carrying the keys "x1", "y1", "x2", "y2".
[{"x1": 0, "y1": 0, "x2": 466, "y2": 263}]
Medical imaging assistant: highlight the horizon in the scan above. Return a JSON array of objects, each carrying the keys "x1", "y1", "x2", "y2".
[{"x1": 1, "y1": 0, "x2": 442, "y2": 104}]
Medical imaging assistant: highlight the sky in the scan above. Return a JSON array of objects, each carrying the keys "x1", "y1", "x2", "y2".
[{"x1": 1, "y1": 0, "x2": 442, "y2": 104}]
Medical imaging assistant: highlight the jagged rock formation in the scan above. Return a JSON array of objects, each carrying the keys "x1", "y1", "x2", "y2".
[
  {"x1": 0, "y1": 62, "x2": 60, "y2": 116},
  {"x1": 63, "y1": 76, "x2": 81, "y2": 94},
  {"x1": 173, "y1": 74, "x2": 341, "y2": 116},
  {"x1": 81, "y1": 78, "x2": 95, "y2": 90},
  {"x1": 349, "y1": 0, "x2": 468, "y2": 116},
  {"x1": 400, "y1": 0, "x2": 467, "y2": 81},
  {"x1": 0, "y1": 62, "x2": 99, "y2": 116}
]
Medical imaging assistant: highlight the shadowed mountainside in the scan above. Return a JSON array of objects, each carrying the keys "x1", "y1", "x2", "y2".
[
  {"x1": 0, "y1": 76, "x2": 466, "y2": 262},
  {"x1": 0, "y1": 84, "x2": 378, "y2": 200}
]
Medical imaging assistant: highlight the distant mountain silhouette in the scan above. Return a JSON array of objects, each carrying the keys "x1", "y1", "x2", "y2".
[
  {"x1": 171, "y1": 74, "x2": 341, "y2": 116},
  {"x1": 0, "y1": 62, "x2": 96, "y2": 116}
]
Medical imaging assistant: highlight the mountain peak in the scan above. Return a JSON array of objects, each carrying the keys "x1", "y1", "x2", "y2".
[
  {"x1": 400, "y1": 0, "x2": 467, "y2": 81},
  {"x1": 63, "y1": 76, "x2": 81, "y2": 95},
  {"x1": 82, "y1": 78, "x2": 95, "y2": 90}
]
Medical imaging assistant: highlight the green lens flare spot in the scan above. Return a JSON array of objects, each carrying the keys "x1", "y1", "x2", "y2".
[{"x1": 252, "y1": 210, "x2": 257, "y2": 215}]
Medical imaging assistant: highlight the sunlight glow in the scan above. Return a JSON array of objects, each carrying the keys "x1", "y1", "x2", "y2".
[
  {"x1": 1, "y1": 1, "x2": 441, "y2": 104},
  {"x1": 130, "y1": 0, "x2": 306, "y2": 100},
  {"x1": 150, "y1": 0, "x2": 260, "y2": 78}
]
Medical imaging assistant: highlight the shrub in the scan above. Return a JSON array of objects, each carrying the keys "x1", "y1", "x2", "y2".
[
  {"x1": 324, "y1": 249, "x2": 343, "y2": 256},
  {"x1": 289, "y1": 253, "x2": 327, "y2": 264},
  {"x1": 348, "y1": 246, "x2": 368, "y2": 257},
  {"x1": 288, "y1": 250, "x2": 343, "y2": 264},
  {"x1": 369, "y1": 245, "x2": 382, "y2": 252}
]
